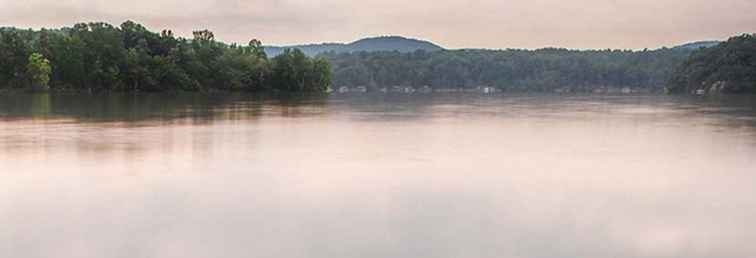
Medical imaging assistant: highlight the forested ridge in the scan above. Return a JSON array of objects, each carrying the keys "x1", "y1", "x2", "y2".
[
  {"x1": 0, "y1": 21, "x2": 331, "y2": 93},
  {"x1": 668, "y1": 34, "x2": 756, "y2": 94},
  {"x1": 264, "y1": 36, "x2": 443, "y2": 57},
  {"x1": 321, "y1": 47, "x2": 694, "y2": 93}
]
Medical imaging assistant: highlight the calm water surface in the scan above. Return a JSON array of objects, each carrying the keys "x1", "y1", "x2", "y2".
[{"x1": 1, "y1": 93, "x2": 756, "y2": 258}]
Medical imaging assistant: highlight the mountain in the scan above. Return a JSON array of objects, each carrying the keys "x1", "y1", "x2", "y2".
[
  {"x1": 264, "y1": 36, "x2": 444, "y2": 56},
  {"x1": 672, "y1": 41, "x2": 722, "y2": 50}
]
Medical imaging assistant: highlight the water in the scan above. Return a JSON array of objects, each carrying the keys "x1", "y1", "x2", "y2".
[{"x1": 1, "y1": 93, "x2": 755, "y2": 258}]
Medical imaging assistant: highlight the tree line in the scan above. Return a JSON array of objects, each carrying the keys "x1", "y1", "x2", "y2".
[
  {"x1": 0, "y1": 21, "x2": 331, "y2": 93},
  {"x1": 321, "y1": 46, "x2": 694, "y2": 92},
  {"x1": 2, "y1": 21, "x2": 752, "y2": 95},
  {"x1": 668, "y1": 34, "x2": 756, "y2": 94}
]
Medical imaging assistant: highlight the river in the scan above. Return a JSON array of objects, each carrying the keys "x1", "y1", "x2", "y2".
[{"x1": 1, "y1": 93, "x2": 755, "y2": 258}]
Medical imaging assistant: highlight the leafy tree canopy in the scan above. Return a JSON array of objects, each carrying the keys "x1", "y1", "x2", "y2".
[
  {"x1": 668, "y1": 34, "x2": 756, "y2": 94},
  {"x1": 0, "y1": 21, "x2": 331, "y2": 93}
]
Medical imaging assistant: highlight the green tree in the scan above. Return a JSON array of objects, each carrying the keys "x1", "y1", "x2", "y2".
[
  {"x1": 2, "y1": 21, "x2": 331, "y2": 93},
  {"x1": 26, "y1": 53, "x2": 52, "y2": 91},
  {"x1": 669, "y1": 34, "x2": 755, "y2": 94},
  {"x1": 0, "y1": 29, "x2": 32, "y2": 88}
]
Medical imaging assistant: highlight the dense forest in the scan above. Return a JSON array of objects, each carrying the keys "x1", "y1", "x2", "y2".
[
  {"x1": 0, "y1": 21, "x2": 331, "y2": 93},
  {"x1": 321, "y1": 47, "x2": 695, "y2": 93},
  {"x1": 2, "y1": 21, "x2": 753, "y2": 95},
  {"x1": 668, "y1": 34, "x2": 756, "y2": 94}
]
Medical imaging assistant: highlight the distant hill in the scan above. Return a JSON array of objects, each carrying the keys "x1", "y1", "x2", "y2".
[
  {"x1": 265, "y1": 36, "x2": 444, "y2": 56},
  {"x1": 672, "y1": 41, "x2": 721, "y2": 50}
]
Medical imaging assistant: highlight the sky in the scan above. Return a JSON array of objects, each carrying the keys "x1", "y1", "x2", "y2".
[{"x1": 1, "y1": 0, "x2": 755, "y2": 49}]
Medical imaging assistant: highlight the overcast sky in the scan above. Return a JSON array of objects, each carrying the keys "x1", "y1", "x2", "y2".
[{"x1": 1, "y1": 0, "x2": 755, "y2": 49}]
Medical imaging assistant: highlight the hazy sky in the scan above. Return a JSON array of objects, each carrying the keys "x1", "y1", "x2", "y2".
[{"x1": 1, "y1": 0, "x2": 755, "y2": 49}]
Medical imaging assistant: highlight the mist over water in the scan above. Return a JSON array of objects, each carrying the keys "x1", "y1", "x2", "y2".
[{"x1": 1, "y1": 93, "x2": 756, "y2": 258}]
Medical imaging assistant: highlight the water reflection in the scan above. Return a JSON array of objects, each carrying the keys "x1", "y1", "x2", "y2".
[{"x1": 1, "y1": 93, "x2": 756, "y2": 258}]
